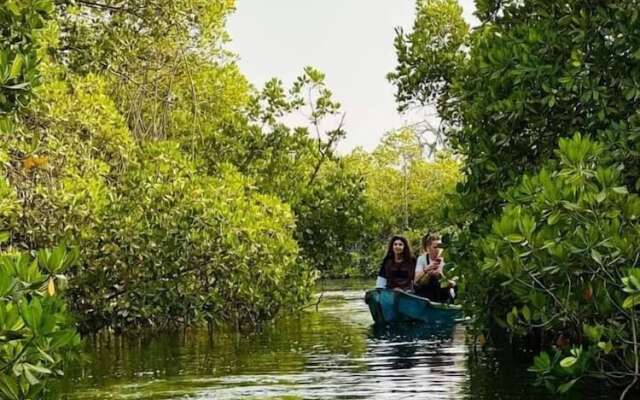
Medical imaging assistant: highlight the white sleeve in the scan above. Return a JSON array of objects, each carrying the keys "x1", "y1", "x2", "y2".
[
  {"x1": 375, "y1": 276, "x2": 387, "y2": 288},
  {"x1": 415, "y1": 255, "x2": 426, "y2": 274}
]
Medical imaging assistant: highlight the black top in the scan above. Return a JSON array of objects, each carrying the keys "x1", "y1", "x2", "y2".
[{"x1": 377, "y1": 256, "x2": 417, "y2": 278}]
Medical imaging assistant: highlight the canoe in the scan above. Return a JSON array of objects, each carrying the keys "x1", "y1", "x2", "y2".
[{"x1": 364, "y1": 288, "x2": 463, "y2": 325}]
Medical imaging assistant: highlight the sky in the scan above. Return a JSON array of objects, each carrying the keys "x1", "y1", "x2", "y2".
[{"x1": 227, "y1": 1, "x2": 478, "y2": 153}]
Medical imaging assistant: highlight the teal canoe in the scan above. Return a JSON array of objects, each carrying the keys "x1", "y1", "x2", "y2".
[{"x1": 364, "y1": 288, "x2": 463, "y2": 325}]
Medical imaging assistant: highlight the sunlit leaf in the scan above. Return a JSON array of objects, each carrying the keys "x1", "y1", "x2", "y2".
[{"x1": 559, "y1": 356, "x2": 577, "y2": 368}]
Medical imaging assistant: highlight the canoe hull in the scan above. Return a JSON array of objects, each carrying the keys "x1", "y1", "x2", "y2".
[{"x1": 364, "y1": 288, "x2": 463, "y2": 325}]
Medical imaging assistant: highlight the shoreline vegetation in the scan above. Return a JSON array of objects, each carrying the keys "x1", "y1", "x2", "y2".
[
  {"x1": 1, "y1": 1, "x2": 458, "y2": 397},
  {"x1": 387, "y1": 0, "x2": 640, "y2": 397},
  {"x1": 1, "y1": 0, "x2": 639, "y2": 398}
]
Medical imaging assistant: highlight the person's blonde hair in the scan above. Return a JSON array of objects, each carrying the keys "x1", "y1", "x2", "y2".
[{"x1": 421, "y1": 233, "x2": 440, "y2": 250}]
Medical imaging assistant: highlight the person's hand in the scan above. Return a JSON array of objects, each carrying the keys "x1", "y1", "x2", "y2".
[{"x1": 427, "y1": 270, "x2": 442, "y2": 278}]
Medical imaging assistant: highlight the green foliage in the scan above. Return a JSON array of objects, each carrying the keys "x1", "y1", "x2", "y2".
[
  {"x1": 69, "y1": 144, "x2": 313, "y2": 332},
  {"x1": 341, "y1": 129, "x2": 462, "y2": 276},
  {"x1": 528, "y1": 347, "x2": 593, "y2": 395},
  {"x1": 294, "y1": 161, "x2": 373, "y2": 277},
  {"x1": 57, "y1": 0, "x2": 236, "y2": 74},
  {"x1": 0, "y1": 244, "x2": 81, "y2": 400},
  {"x1": 387, "y1": 0, "x2": 469, "y2": 113},
  {"x1": 392, "y1": 0, "x2": 640, "y2": 393},
  {"x1": 394, "y1": 0, "x2": 640, "y2": 222},
  {"x1": 0, "y1": 7, "x2": 82, "y2": 393},
  {"x1": 55, "y1": 0, "x2": 241, "y2": 141},
  {"x1": 0, "y1": 0, "x2": 323, "y2": 335},
  {"x1": 452, "y1": 0, "x2": 640, "y2": 217},
  {"x1": 3, "y1": 72, "x2": 132, "y2": 251},
  {"x1": 244, "y1": 66, "x2": 344, "y2": 201},
  {"x1": 2, "y1": 0, "x2": 463, "y2": 345},
  {"x1": 237, "y1": 67, "x2": 374, "y2": 278},
  {"x1": 482, "y1": 134, "x2": 640, "y2": 391},
  {"x1": 0, "y1": 0, "x2": 56, "y2": 134},
  {"x1": 348, "y1": 129, "x2": 461, "y2": 230}
]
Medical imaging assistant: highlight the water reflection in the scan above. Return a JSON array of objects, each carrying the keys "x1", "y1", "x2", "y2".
[
  {"x1": 52, "y1": 284, "x2": 616, "y2": 399},
  {"x1": 360, "y1": 322, "x2": 465, "y2": 399}
]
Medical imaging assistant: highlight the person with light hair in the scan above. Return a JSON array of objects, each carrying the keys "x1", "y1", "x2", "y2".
[{"x1": 414, "y1": 233, "x2": 455, "y2": 302}]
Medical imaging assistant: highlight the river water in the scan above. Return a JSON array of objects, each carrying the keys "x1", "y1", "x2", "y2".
[{"x1": 52, "y1": 280, "x2": 617, "y2": 399}]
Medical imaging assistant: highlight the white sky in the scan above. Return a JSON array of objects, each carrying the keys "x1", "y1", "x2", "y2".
[{"x1": 227, "y1": 1, "x2": 478, "y2": 152}]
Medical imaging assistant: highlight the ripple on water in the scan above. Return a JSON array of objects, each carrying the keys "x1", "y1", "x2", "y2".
[{"x1": 52, "y1": 284, "x2": 617, "y2": 400}]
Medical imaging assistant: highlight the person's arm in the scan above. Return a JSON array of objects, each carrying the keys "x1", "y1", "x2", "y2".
[
  {"x1": 414, "y1": 256, "x2": 427, "y2": 282},
  {"x1": 375, "y1": 276, "x2": 387, "y2": 288},
  {"x1": 375, "y1": 258, "x2": 388, "y2": 288}
]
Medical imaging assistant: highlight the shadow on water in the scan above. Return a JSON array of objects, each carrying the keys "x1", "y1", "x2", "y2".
[
  {"x1": 370, "y1": 320, "x2": 457, "y2": 341},
  {"x1": 51, "y1": 282, "x2": 621, "y2": 399},
  {"x1": 368, "y1": 321, "x2": 457, "y2": 371}
]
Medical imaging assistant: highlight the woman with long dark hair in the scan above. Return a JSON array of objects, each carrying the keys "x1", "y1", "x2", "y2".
[{"x1": 375, "y1": 235, "x2": 416, "y2": 291}]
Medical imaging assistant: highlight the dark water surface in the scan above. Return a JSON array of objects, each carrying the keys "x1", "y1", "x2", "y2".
[{"x1": 53, "y1": 280, "x2": 616, "y2": 399}]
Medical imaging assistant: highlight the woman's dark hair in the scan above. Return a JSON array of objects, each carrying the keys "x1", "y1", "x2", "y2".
[
  {"x1": 385, "y1": 235, "x2": 412, "y2": 262},
  {"x1": 421, "y1": 232, "x2": 441, "y2": 250}
]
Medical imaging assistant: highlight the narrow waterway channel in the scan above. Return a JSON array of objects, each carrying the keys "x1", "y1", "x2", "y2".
[{"x1": 53, "y1": 280, "x2": 616, "y2": 399}]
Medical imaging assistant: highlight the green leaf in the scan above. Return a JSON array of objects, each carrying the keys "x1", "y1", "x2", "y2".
[
  {"x1": 2, "y1": 82, "x2": 30, "y2": 90},
  {"x1": 18, "y1": 298, "x2": 42, "y2": 334},
  {"x1": 9, "y1": 54, "x2": 24, "y2": 80},
  {"x1": 558, "y1": 378, "x2": 579, "y2": 393},
  {"x1": 521, "y1": 305, "x2": 531, "y2": 322},
  {"x1": 506, "y1": 310, "x2": 515, "y2": 327},
  {"x1": 506, "y1": 234, "x2": 524, "y2": 243},
  {"x1": 612, "y1": 186, "x2": 628, "y2": 194},
  {"x1": 37, "y1": 347, "x2": 55, "y2": 364},
  {"x1": 605, "y1": 209, "x2": 620, "y2": 219},
  {"x1": 597, "y1": 341, "x2": 613, "y2": 354},
  {"x1": 49, "y1": 245, "x2": 66, "y2": 273},
  {"x1": 0, "y1": 272, "x2": 16, "y2": 297},
  {"x1": 25, "y1": 363, "x2": 51, "y2": 375},
  {"x1": 23, "y1": 366, "x2": 39, "y2": 386},
  {"x1": 622, "y1": 293, "x2": 640, "y2": 309},
  {"x1": 0, "y1": 375, "x2": 20, "y2": 400},
  {"x1": 583, "y1": 324, "x2": 603, "y2": 343},
  {"x1": 529, "y1": 351, "x2": 551, "y2": 373},
  {"x1": 5, "y1": 1, "x2": 21, "y2": 16},
  {"x1": 560, "y1": 356, "x2": 577, "y2": 368},
  {"x1": 630, "y1": 273, "x2": 640, "y2": 291},
  {"x1": 590, "y1": 248, "x2": 603, "y2": 265},
  {"x1": 547, "y1": 211, "x2": 561, "y2": 226}
]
